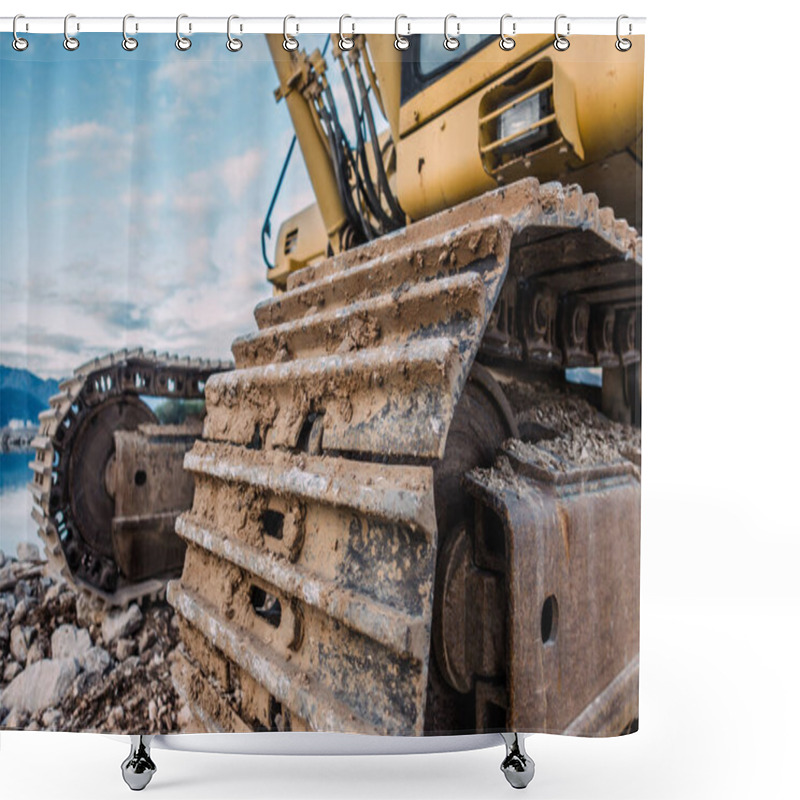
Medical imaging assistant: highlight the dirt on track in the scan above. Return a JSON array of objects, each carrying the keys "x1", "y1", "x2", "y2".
[{"x1": 498, "y1": 374, "x2": 641, "y2": 471}]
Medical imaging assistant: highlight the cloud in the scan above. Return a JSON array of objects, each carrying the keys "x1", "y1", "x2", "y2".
[
  {"x1": 149, "y1": 58, "x2": 225, "y2": 103},
  {"x1": 2, "y1": 324, "x2": 88, "y2": 357},
  {"x1": 221, "y1": 149, "x2": 267, "y2": 202},
  {"x1": 119, "y1": 188, "x2": 166, "y2": 213},
  {"x1": 169, "y1": 147, "x2": 269, "y2": 224},
  {"x1": 50, "y1": 121, "x2": 115, "y2": 146},
  {"x1": 2, "y1": 39, "x2": 309, "y2": 379},
  {"x1": 40, "y1": 120, "x2": 134, "y2": 172}
]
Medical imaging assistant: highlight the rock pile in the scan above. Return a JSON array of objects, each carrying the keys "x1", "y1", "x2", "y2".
[{"x1": 0, "y1": 543, "x2": 190, "y2": 733}]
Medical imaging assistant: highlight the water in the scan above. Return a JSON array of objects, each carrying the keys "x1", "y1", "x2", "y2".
[{"x1": 0, "y1": 451, "x2": 39, "y2": 558}]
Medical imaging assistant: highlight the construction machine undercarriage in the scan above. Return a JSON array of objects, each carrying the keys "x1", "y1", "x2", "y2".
[
  {"x1": 29, "y1": 350, "x2": 229, "y2": 608},
  {"x1": 167, "y1": 177, "x2": 641, "y2": 735}
]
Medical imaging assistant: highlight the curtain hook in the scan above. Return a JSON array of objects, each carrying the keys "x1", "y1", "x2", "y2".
[
  {"x1": 227, "y1": 15, "x2": 243, "y2": 51},
  {"x1": 175, "y1": 14, "x2": 192, "y2": 51},
  {"x1": 554, "y1": 14, "x2": 570, "y2": 51},
  {"x1": 283, "y1": 15, "x2": 299, "y2": 51},
  {"x1": 499, "y1": 14, "x2": 515, "y2": 51},
  {"x1": 63, "y1": 13, "x2": 79, "y2": 51},
  {"x1": 616, "y1": 15, "x2": 632, "y2": 51},
  {"x1": 12, "y1": 15, "x2": 29, "y2": 51},
  {"x1": 339, "y1": 15, "x2": 354, "y2": 51},
  {"x1": 394, "y1": 15, "x2": 410, "y2": 51},
  {"x1": 122, "y1": 14, "x2": 138, "y2": 51},
  {"x1": 444, "y1": 14, "x2": 459, "y2": 51}
]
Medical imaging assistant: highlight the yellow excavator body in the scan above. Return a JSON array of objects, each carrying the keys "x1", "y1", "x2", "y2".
[{"x1": 271, "y1": 34, "x2": 643, "y2": 288}]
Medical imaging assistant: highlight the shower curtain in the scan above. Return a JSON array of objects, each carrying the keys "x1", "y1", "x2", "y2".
[{"x1": 0, "y1": 28, "x2": 643, "y2": 738}]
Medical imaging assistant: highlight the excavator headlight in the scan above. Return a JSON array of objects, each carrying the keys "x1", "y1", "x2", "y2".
[{"x1": 495, "y1": 89, "x2": 553, "y2": 156}]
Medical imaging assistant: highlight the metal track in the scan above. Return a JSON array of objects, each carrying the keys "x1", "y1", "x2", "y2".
[
  {"x1": 168, "y1": 177, "x2": 642, "y2": 734},
  {"x1": 29, "y1": 349, "x2": 230, "y2": 608}
]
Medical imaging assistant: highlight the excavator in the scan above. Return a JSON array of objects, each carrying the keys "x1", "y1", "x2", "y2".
[{"x1": 31, "y1": 32, "x2": 642, "y2": 738}]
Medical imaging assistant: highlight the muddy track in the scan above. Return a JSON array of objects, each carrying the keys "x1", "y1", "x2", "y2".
[
  {"x1": 168, "y1": 177, "x2": 642, "y2": 735},
  {"x1": 29, "y1": 349, "x2": 230, "y2": 610}
]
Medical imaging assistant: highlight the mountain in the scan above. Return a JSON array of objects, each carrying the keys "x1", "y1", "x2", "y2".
[{"x1": 0, "y1": 365, "x2": 60, "y2": 426}]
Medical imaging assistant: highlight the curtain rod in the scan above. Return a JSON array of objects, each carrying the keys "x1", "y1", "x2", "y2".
[{"x1": 0, "y1": 16, "x2": 645, "y2": 36}]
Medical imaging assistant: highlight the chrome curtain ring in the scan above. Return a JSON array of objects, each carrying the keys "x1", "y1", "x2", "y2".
[
  {"x1": 63, "y1": 13, "x2": 79, "y2": 51},
  {"x1": 122, "y1": 15, "x2": 138, "y2": 51},
  {"x1": 283, "y1": 15, "x2": 299, "y2": 51},
  {"x1": 444, "y1": 14, "x2": 459, "y2": 51},
  {"x1": 499, "y1": 14, "x2": 515, "y2": 50},
  {"x1": 227, "y1": 15, "x2": 243, "y2": 51},
  {"x1": 339, "y1": 15, "x2": 354, "y2": 51},
  {"x1": 616, "y1": 14, "x2": 632, "y2": 51},
  {"x1": 175, "y1": 14, "x2": 192, "y2": 51},
  {"x1": 554, "y1": 14, "x2": 570, "y2": 51},
  {"x1": 12, "y1": 15, "x2": 29, "y2": 51},
  {"x1": 394, "y1": 15, "x2": 410, "y2": 51}
]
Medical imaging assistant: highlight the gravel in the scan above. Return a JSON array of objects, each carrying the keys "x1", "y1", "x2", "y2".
[{"x1": 0, "y1": 554, "x2": 186, "y2": 733}]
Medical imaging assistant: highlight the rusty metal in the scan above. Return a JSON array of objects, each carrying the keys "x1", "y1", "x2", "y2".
[
  {"x1": 614, "y1": 308, "x2": 641, "y2": 366},
  {"x1": 519, "y1": 283, "x2": 561, "y2": 366},
  {"x1": 29, "y1": 349, "x2": 229, "y2": 606},
  {"x1": 558, "y1": 296, "x2": 593, "y2": 367},
  {"x1": 466, "y1": 440, "x2": 640, "y2": 734},
  {"x1": 110, "y1": 424, "x2": 200, "y2": 583},
  {"x1": 169, "y1": 177, "x2": 641, "y2": 736},
  {"x1": 434, "y1": 526, "x2": 505, "y2": 695},
  {"x1": 602, "y1": 362, "x2": 642, "y2": 427},
  {"x1": 590, "y1": 307, "x2": 619, "y2": 367}
]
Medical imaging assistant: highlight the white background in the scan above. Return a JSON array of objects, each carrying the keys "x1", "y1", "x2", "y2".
[{"x1": 2, "y1": 1, "x2": 799, "y2": 798}]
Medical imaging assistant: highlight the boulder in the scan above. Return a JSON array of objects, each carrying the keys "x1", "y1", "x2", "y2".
[
  {"x1": 0, "y1": 657, "x2": 80, "y2": 715},
  {"x1": 1, "y1": 593, "x2": 16, "y2": 616},
  {"x1": 76, "y1": 593, "x2": 104, "y2": 628},
  {"x1": 10, "y1": 625, "x2": 33, "y2": 663},
  {"x1": 82, "y1": 646, "x2": 112, "y2": 676},
  {"x1": 107, "y1": 706, "x2": 123, "y2": 728},
  {"x1": 51, "y1": 624, "x2": 92, "y2": 661},
  {"x1": 25, "y1": 639, "x2": 45, "y2": 667},
  {"x1": 138, "y1": 627, "x2": 156, "y2": 652},
  {"x1": 11, "y1": 599, "x2": 30, "y2": 626},
  {"x1": 2, "y1": 708, "x2": 29, "y2": 729},
  {"x1": 71, "y1": 669, "x2": 103, "y2": 695},
  {"x1": 44, "y1": 583, "x2": 67, "y2": 604},
  {"x1": 3, "y1": 661, "x2": 22, "y2": 683},
  {"x1": 102, "y1": 604, "x2": 143, "y2": 645},
  {"x1": 42, "y1": 708, "x2": 63, "y2": 729},
  {"x1": 115, "y1": 638, "x2": 137, "y2": 662},
  {"x1": 16, "y1": 542, "x2": 40, "y2": 562}
]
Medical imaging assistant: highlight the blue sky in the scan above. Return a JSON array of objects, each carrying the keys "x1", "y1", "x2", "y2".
[{"x1": 0, "y1": 33, "x2": 322, "y2": 378}]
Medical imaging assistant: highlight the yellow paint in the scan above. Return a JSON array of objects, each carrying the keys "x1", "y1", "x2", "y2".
[{"x1": 269, "y1": 34, "x2": 644, "y2": 278}]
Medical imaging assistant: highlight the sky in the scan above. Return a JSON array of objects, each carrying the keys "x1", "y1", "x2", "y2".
[{"x1": 0, "y1": 32, "x2": 322, "y2": 379}]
